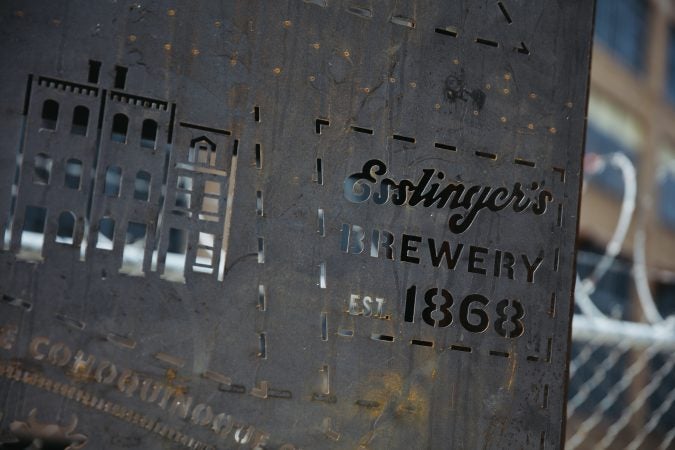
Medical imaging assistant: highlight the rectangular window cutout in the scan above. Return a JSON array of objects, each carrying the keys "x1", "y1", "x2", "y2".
[
  {"x1": 193, "y1": 242, "x2": 215, "y2": 274},
  {"x1": 254, "y1": 106, "x2": 260, "y2": 122},
  {"x1": 96, "y1": 217, "x2": 115, "y2": 250},
  {"x1": 163, "y1": 228, "x2": 187, "y2": 282},
  {"x1": 177, "y1": 175, "x2": 193, "y2": 191},
  {"x1": 88, "y1": 60, "x2": 102, "y2": 84},
  {"x1": 120, "y1": 221, "x2": 147, "y2": 276},
  {"x1": 20, "y1": 205, "x2": 47, "y2": 258},
  {"x1": 204, "y1": 180, "x2": 221, "y2": 196},
  {"x1": 114, "y1": 65, "x2": 128, "y2": 89},
  {"x1": 201, "y1": 195, "x2": 219, "y2": 215}
]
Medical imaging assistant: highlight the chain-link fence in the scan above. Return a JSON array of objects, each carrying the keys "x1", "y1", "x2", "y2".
[{"x1": 566, "y1": 152, "x2": 675, "y2": 449}]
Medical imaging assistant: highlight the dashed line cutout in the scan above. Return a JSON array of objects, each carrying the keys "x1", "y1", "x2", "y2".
[
  {"x1": 106, "y1": 332, "x2": 136, "y2": 350},
  {"x1": 304, "y1": 0, "x2": 327, "y2": 7},
  {"x1": 201, "y1": 370, "x2": 232, "y2": 386},
  {"x1": 391, "y1": 15, "x2": 415, "y2": 29},
  {"x1": 153, "y1": 352, "x2": 185, "y2": 368},
  {"x1": 435, "y1": 26, "x2": 458, "y2": 37},
  {"x1": 316, "y1": 158, "x2": 323, "y2": 184},
  {"x1": 1, "y1": 294, "x2": 32, "y2": 311},
  {"x1": 392, "y1": 134, "x2": 415, "y2": 143},
  {"x1": 411, "y1": 339, "x2": 434, "y2": 347},
  {"x1": 255, "y1": 144, "x2": 262, "y2": 169},
  {"x1": 475, "y1": 151, "x2": 497, "y2": 160},
  {"x1": 319, "y1": 262, "x2": 326, "y2": 288},
  {"x1": 475, "y1": 37, "x2": 499, "y2": 48},
  {"x1": 55, "y1": 313, "x2": 85, "y2": 330},
  {"x1": 321, "y1": 312, "x2": 328, "y2": 341},
  {"x1": 254, "y1": 106, "x2": 260, "y2": 122},
  {"x1": 351, "y1": 125, "x2": 373, "y2": 135},
  {"x1": 257, "y1": 237, "x2": 265, "y2": 264},
  {"x1": 498, "y1": 1, "x2": 513, "y2": 24},
  {"x1": 258, "y1": 284, "x2": 266, "y2": 311},
  {"x1": 256, "y1": 190, "x2": 263, "y2": 216},
  {"x1": 489, "y1": 350, "x2": 510, "y2": 358},
  {"x1": 315, "y1": 118, "x2": 329, "y2": 134},
  {"x1": 435, "y1": 142, "x2": 457, "y2": 151},
  {"x1": 450, "y1": 344, "x2": 472, "y2": 352},
  {"x1": 317, "y1": 208, "x2": 325, "y2": 236},
  {"x1": 514, "y1": 157, "x2": 536, "y2": 167},
  {"x1": 371, "y1": 333, "x2": 394, "y2": 342},
  {"x1": 347, "y1": 6, "x2": 372, "y2": 18}
]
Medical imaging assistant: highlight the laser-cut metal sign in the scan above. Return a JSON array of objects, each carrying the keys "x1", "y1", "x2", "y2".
[{"x1": 0, "y1": 1, "x2": 594, "y2": 448}]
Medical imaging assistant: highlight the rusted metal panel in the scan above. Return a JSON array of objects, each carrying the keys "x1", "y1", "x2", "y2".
[{"x1": 0, "y1": 1, "x2": 593, "y2": 448}]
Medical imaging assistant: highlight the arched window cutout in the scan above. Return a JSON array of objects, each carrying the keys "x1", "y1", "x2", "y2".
[
  {"x1": 111, "y1": 113, "x2": 129, "y2": 143},
  {"x1": 64, "y1": 159, "x2": 83, "y2": 189},
  {"x1": 71, "y1": 106, "x2": 89, "y2": 136},
  {"x1": 33, "y1": 153, "x2": 52, "y2": 184},
  {"x1": 56, "y1": 211, "x2": 76, "y2": 245},
  {"x1": 41, "y1": 100, "x2": 59, "y2": 130},
  {"x1": 104, "y1": 166, "x2": 122, "y2": 197},
  {"x1": 188, "y1": 137, "x2": 216, "y2": 166},
  {"x1": 141, "y1": 119, "x2": 158, "y2": 149},
  {"x1": 134, "y1": 170, "x2": 151, "y2": 201},
  {"x1": 96, "y1": 216, "x2": 115, "y2": 250}
]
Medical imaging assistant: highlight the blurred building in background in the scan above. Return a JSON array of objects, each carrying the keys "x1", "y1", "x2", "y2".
[{"x1": 567, "y1": 0, "x2": 675, "y2": 448}]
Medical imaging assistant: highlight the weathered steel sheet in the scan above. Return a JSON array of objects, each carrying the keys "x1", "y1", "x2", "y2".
[{"x1": 0, "y1": 1, "x2": 594, "y2": 448}]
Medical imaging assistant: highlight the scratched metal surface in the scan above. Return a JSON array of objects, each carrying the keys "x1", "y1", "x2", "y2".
[{"x1": 0, "y1": 1, "x2": 593, "y2": 449}]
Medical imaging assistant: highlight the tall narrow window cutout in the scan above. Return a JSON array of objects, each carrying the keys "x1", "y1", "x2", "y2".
[
  {"x1": 193, "y1": 232, "x2": 215, "y2": 274},
  {"x1": 121, "y1": 221, "x2": 147, "y2": 276},
  {"x1": 111, "y1": 113, "x2": 129, "y2": 143},
  {"x1": 141, "y1": 119, "x2": 158, "y2": 149},
  {"x1": 20, "y1": 205, "x2": 47, "y2": 258},
  {"x1": 114, "y1": 65, "x2": 128, "y2": 89},
  {"x1": 33, "y1": 153, "x2": 52, "y2": 185},
  {"x1": 96, "y1": 216, "x2": 115, "y2": 250},
  {"x1": 104, "y1": 166, "x2": 122, "y2": 197},
  {"x1": 88, "y1": 60, "x2": 102, "y2": 84},
  {"x1": 134, "y1": 170, "x2": 151, "y2": 201},
  {"x1": 164, "y1": 227, "x2": 187, "y2": 282},
  {"x1": 71, "y1": 106, "x2": 89, "y2": 135},
  {"x1": 64, "y1": 159, "x2": 83, "y2": 189},
  {"x1": 56, "y1": 211, "x2": 76, "y2": 245},
  {"x1": 41, "y1": 99, "x2": 59, "y2": 130}
]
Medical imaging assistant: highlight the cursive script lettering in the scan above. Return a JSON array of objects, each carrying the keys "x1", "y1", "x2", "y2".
[{"x1": 344, "y1": 159, "x2": 553, "y2": 233}]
